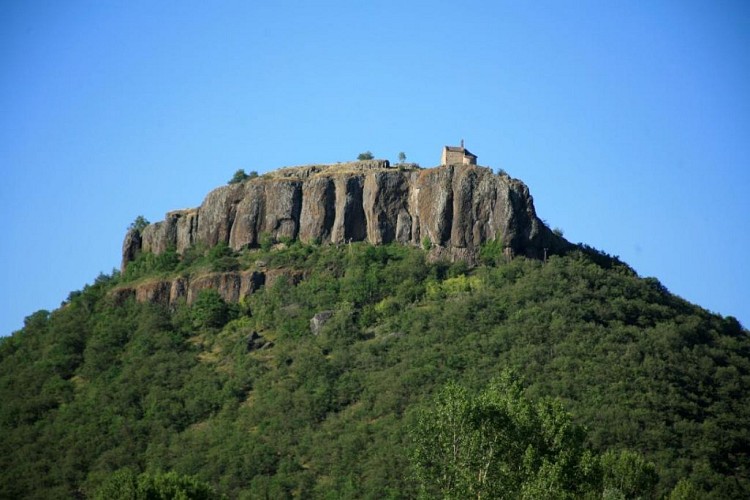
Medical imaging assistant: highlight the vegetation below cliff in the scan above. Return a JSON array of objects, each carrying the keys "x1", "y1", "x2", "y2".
[{"x1": 1, "y1": 242, "x2": 748, "y2": 498}]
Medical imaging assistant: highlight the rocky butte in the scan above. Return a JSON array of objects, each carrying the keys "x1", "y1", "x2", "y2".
[{"x1": 119, "y1": 159, "x2": 569, "y2": 305}]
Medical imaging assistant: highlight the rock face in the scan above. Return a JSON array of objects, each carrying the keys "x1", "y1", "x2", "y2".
[
  {"x1": 112, "y1": 270, "x2": 268, "y2": 307},
  {"x1": 122, "y1": 161, "x2": 568, "y2": 272},
  {"x1": 310, "y1": 311, "x2": 334, "y2": 335}
]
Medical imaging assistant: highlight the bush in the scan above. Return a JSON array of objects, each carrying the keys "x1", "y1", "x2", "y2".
[
  {"x1": 177, "y1": 243, "x2": 208, "y2": 271},
  {"x1": 207, "y1": 242, "x2": 239, "y2": 272},
  {"x1": 357, "y1": 151, "x2": 374, "y2": 160},
  {"x1": 479, "y1": 237, "x2": 505, "y2": 266},
  {"x1": 122, "y1": 248, "x2": 180, "y2": 281},
  {"x1": 421, "y1": 236, "x2": 432, "y2": 251},
  {"x1": 191, "y1": 289, "x2": 234, "y2": 329},
  {"x1": 228, "y1": 169, "x2": 249, "y2": 184},
  {"x1": 259, "y1": 232, "x2": 274, "y2": 251}
]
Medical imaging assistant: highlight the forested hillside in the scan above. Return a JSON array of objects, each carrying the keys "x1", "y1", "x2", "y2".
[{"x1": 1, "y1": 241, "x2": 748, "y2": 499}]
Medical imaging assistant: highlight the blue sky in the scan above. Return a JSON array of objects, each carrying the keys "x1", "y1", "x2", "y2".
[{"x1": 1, "y1": 1, "x2": 749, "y2": 335}]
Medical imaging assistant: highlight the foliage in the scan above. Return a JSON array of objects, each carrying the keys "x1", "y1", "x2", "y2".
[
  {"x1": 479, "y1": 237, "x2": 505, "y2": 266},
  {"x1": 95, "y1": 468, "x2": 223, "y2": 499},
  {"x1": 228, "y1": 169, "x2": 249, "y2": 184},
  {"x1": 122, "y1": 247, "x2": 180, "y2": 282},
  {"x1": 259, "y1": 232, "x2": 274, "y2": 251},
  {"x1": 412, "y1": 372, "x2": 602, "y2": 499},
  {"x1": 128, "y1": 215, "x2": 150, "y2": 233},
  {"x1": 191, "y1": 289, "x2": 236, "y2": 329},
  {"x1": 398, "y1": 152, "x2": 406, "y2": 163},
  {"x1": 207, "y1": 242, "x2": 239, "y2": 272},
  {"x1": 421, "y1": 236, "x2": 432, "y2": 251},
  {"x1": 357, "y1": 151, "x2": 374, "y2": 160},
  {"x1": 0, "y1": 243, "x2": 748, "y2": 499},
  {"x1": 668, "y1": 478, "x2": 705, "y2": 499},
  {"x1": 601, "y1": 449, "x2": 659, "y2": 499}
]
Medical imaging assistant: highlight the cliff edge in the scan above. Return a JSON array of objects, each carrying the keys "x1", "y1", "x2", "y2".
[{"x1": 122, "y1": 160, "x2": 568, "y2": 272}]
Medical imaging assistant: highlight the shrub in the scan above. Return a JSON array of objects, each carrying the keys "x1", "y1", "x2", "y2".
[
  {"x1": 259, "y1": 232, "x2": 274, "y2": 251},
  {"x1": 421, "y1": 236, "x2": 432, "y2": 251},
  {"x1": 205, "y1": 242, "x2": 239, "y2": 272},
  {"x1": 122, "y1": 248, "x2": 179, "y2": 281},
  {"x1": 479, "y1": 237, "x2": 505, "y2": 266},
  {"x1": 228, "y1": 169, "x2": 249, "y2": 184},
  {"x1": 177, "y1": 243, "x2": 208, "y2": 271},
  {"x1": 357, "y1": 151, "x2": 374, "y2": 160},
  {"x1": 191, "y1": 289, "x2": 233, "y2": 329}
]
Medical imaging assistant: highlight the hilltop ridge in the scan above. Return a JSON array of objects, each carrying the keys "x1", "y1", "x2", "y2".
[{"x1": 122, "y1": 160, "x2": 568, "y2": 272}]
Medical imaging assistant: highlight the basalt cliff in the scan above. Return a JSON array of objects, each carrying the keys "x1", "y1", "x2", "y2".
[{"x1": 120, "y1": 160, "x2": 568, "y2": 304}]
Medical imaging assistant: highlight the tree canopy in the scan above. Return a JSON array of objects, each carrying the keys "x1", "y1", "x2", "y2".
[{"x1": 128, "y1": 215, "x2": 149, "y2": 233}]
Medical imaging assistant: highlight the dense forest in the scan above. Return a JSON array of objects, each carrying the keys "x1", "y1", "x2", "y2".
[{"x1": 1, "y1": 240, "x2": 748, "y2": 499}]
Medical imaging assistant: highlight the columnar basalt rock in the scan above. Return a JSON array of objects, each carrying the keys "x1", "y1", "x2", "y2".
[
  {"x1": 299, "y1": 176, "x2": 336, "y2": 243},
  {"x1": 121, "y1": 162, "x2": 568, "y2": 273},
  {"x1": 195, "y1": 182, "x2": 246, "y2": 249},
  {"x1": 363, "y1": 171, "x2": 411, "y2": 245},
  {"x1": 113, "y1": 269, "x2": 268, "y2": 307},
  {"x1": 331, "y1": 175, "x2": 367, "y2": 244},
  {"x1": 121, "y1": 229, "x2": 142, "y2": 273}
]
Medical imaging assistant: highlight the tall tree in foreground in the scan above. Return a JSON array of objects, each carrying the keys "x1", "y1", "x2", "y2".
[{"x1": 411, "y1": 372, "x2": 661, "y2": 499}]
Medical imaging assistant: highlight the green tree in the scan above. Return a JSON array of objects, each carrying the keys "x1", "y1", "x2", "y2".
[
  {"x1": 357, "y1": 151, "x2": 374, "y2": 160},
  {"x1": 191, "y1": 289, "x2": 232, "y2": 329},
  {"x1": 128, "y1": 215, "x2": 150, "y2": 233},
  {"x1": 207, "y1": 242, "x2": 239, "y2": 272},
  {"x1": 95, "y1": 468, "x2": 223, "y2": 499},
  {"x1": 601, "y1": 449, "x2": 658, "y2": 499},
  {"x1": 479, "y1": 237, "x2": 505, "y2": 266},
  {"x1": 667, "y1": 478, "x2": 704, "y2": 500},
  {"x1": 398, "y1": 152, "x2": 407, "y2": 163},
  {"x1": 411, "y1": 372, "x2": 600, "y2": 499},
  {"x1": 228, "y1": 169, "x2": 249, "y2": 184}
]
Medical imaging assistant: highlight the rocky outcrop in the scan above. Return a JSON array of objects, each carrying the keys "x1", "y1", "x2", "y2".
[
  {"x1": 122, "y1": 161, "x2": 568, "y2": 272},
  {"x1": 121, "y1": 229, "x2": 142, "y2": 272},
  {"x1": 111, "y1": 269, "x2": 268, "y2": 307},
  {"x1": 310, "y1": 311, "x2": 334, "y2": 335}
]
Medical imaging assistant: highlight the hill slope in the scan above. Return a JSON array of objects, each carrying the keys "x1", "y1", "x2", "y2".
[{"x1": 1, "y1": 241, "x2": 747, "y2": 498}]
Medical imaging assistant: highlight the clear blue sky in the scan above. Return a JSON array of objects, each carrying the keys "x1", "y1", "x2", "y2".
[{"x1": 1, "y1": 1, "x2": 749, "y2": 335}]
